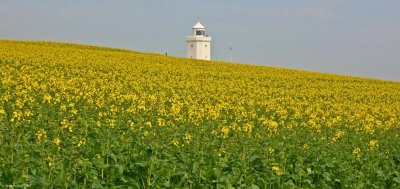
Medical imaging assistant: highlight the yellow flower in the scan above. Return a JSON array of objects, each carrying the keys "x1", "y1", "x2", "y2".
[
  {"x1": 36, "y1": 129, "x2": 47, "y2": 141},
  {"x1": 70, "y1": 108, "x2": 78, "y2": 115},
  {"x1": 77, "y1": 139, "x2": 86, "y2": 147},
  {"x1": 332, "y1": 130, "x2": 345, "y2": 142},
  {"x1": 352, "y1": 148, "x2": 361, "y2": 159},
  {"x1": 272, "y1": 165, "x2": 283, "y2": 176},
  {"x1": 171, "y1": 103, "x2": 182, "y2": 115},
  {"x1": 47, "y1": 156, "x2": 54, "y2": 167},
  {"x1": 53, "y1": 138, "x2": 61, "y2": 146},
  {"x1": 2, "y1": 40, "x2": 400, "y2": 184},
  {"x1": 157, "y1": 118, "x2": 166, "y2": 126},
  {"x1": 44, "y1": 94, "x2": 52, "y2": 103},
  {"x1": 145, "y1": 121, "x2": 152, "y2": 127},
  {"x1": 128, "y1": 120, "x2": 135, "y2": 128},
  {"x1": 11, "y1": 111, "x2": 23, "y2": 122},
  {"x1": 243, "y1": 123, "x2": 253, "y2": 133},
  {"x1": 369, "y1": 140, "x2": 379, "y2": 150},
  {"x1": 60, "y1": 104, "x2": 67, "y2": 111},
  {"x1": 61, "y1": 119, "x2": 74, "y2": 132},
  {"x1": 364, "y1": 124, "x2": 375, "y2": 135},
  {"x1": 24, "y1": 110, "x2": 33, "y2": 117},
  {"x1": 221, "y1": 126, "x2": 229, "y2": 138},
  {"x1": 183, "y1": 133, "x2": 192, "y2": 144},
  {"x1": 262, "y1": 119, "x2": 279, "y2": 133},
  {"x1": 268, "y1": 147, "x2": 274, "y2": 154},
  {"x1": 171, "y1": 138, "x2": 179, "y2": 147},
  {"x1": 0, "y1": 108, "x2": 6, "y2": 116}
]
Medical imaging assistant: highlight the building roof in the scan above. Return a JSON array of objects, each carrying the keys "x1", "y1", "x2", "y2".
[{"x1": 192, "y1": 21, "x2": 205, "y2": 29}]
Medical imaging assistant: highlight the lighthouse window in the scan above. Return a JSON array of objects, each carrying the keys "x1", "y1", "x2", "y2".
[
  {"x1": 196, "y1": 30, "x2": 205, "y2": 36},
  {"x1": 190, "y1": 45, "x2": 193, "y2": 48},
  {"x1": 205, "y1": 44, "x2": 208, "y2": 47}
]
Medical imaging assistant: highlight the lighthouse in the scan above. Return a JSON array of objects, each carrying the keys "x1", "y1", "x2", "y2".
[{"x1": 186, "y1": 20, "x2": 211, "y2": 60}]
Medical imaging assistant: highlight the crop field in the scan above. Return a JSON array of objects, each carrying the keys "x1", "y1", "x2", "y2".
[{"x1": 0, "y1": 40, "x2": 400, "y2": 188}]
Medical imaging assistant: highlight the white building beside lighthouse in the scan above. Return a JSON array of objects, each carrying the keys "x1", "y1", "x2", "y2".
[{"x1": 186, "y1": 20, "x2": 211, "y2": 60}]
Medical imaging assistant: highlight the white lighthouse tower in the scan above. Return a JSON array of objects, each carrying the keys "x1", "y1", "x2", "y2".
[{"x1": 186, "y1": 20, "x2": 211, "y2": 60}]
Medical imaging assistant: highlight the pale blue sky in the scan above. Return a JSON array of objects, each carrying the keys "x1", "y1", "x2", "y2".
[{"x1": 1, "y1": 0, "x2": 399, "y2": 81}]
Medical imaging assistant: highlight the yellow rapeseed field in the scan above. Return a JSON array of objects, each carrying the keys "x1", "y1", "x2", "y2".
[{"x1": 0, "y1": 40, "x2": 399, "y2": 188}]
